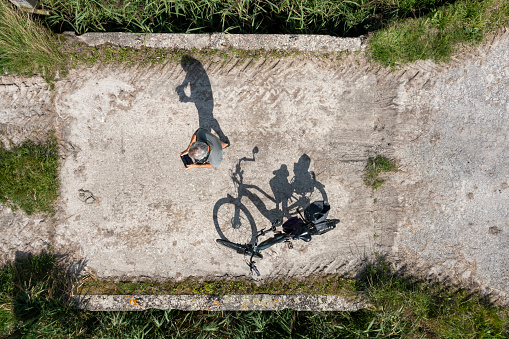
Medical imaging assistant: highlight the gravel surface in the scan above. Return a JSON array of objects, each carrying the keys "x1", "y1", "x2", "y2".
[{"x1": 393, "y1": 32, "x2": 509, "y2": 302}]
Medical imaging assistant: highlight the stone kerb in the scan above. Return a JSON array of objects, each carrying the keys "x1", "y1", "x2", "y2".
[
  {"x1": 67, "y1": 32, "x2": 364, "y2": 52},
  {"x1": 75, "y1": 294, "x2": 369, "y2": 312}
]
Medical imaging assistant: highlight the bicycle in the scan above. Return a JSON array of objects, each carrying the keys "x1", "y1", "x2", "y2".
[
  {"x1": 214, "y1": 149, "x2": 328, "y2": 246},
  {"x1": 216, "y1": 201, "x2": 339, "y2": 276}
]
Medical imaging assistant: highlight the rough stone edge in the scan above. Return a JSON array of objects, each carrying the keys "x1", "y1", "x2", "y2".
[
  {"x1": 65, "y1": 32, "x2": 365, "y2": 52},
  {"x1": 74, "y1": 294, "x2": 369, "y2": 311}
]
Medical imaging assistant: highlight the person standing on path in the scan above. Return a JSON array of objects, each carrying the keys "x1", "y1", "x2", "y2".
[{"x1": 179, "y1": 128, "x2": 229, "y2": 169}]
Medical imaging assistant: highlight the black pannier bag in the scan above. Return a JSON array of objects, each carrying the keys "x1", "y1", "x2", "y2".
[{"x1": 283, "y1": 217, "x2": 304, "y2": 238}]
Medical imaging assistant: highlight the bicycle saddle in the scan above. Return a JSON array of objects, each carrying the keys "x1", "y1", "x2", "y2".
[{"x1": 294, "y1": 228, "x2": 311, "y2": 242}]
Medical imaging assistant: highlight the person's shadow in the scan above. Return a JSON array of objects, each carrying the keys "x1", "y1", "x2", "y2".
[
  {"x1": 270, "y1": 154, "x2": 328, "y2": 216},
  {"x1": 291, "y1": 154, "x2": 327, "y2": 202},
  {"x1": 176, "y1": 56, "x2": 228, "y2": 143},
  {"x1": 269, "y1": 164, "x2": 293, "y2": 217}
]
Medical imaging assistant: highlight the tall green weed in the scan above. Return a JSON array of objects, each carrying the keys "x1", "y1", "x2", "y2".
[
  {"x1": 359, "y1": 257, "x2": 509, "y2": 338},
  {"x1": 0, "y1": 0, "x2": 65, "y2": 80},
  {"x1": 40, "y1": 0, "x2": 454, "y2": 35},
  {"x1": 0, "y1": 253, "x2": 86, "y2": 338},
  {"x1": 1, "y1": 254, "x2": 507, "y2": 338}
]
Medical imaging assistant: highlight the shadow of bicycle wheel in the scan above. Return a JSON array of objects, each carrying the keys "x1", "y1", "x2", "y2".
[{"x1": 213, "y1": 196, "x2": 257, "y2": 245}]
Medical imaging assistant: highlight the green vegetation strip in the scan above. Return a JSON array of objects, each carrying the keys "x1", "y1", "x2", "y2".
[
  {"x1": 363, "y1": 155, "x2": 397, "y2": 189},
  {"x1": 0, "y1": 133, "x2": 59, "y2": 215},
  {"x1": 370, "y1": 0, "x2": 509, "y2": 66},
  {"x1": 40, "y1": 0, "x2": 452, "y2": 36},
  {"x1": 0, "y1": 0, "x2": 65, "y2": 82},
  {"x1": 79, "y1": 276, "x2": 357, "y2": 297},
  {"x1": 2, "y1": 253, "x2": 508, "y2": 338},
  {"x1": 2, "y1": 0, "x2": 509, "y2": 83},
  {"x1": 39, "y1": 0, "x2": 509, "y2": 68}
]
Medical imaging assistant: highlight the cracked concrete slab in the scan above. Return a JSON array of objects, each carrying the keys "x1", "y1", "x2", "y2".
[{"x1": 50, "y1": 55, "x2": 379, "y2": 280}]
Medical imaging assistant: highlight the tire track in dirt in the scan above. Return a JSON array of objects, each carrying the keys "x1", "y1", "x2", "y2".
[{"x1": 0, "y1": 76, "x2": 55, "y2": 146}]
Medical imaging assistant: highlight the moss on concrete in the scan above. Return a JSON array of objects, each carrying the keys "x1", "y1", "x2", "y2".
[{"x1": 79, "y1": 275, "x2": 357, "y2": 298}]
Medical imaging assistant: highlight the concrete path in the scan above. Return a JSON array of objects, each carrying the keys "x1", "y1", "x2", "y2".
[{"x1": 1, "y1": 30, "x2": 508, "y2": 303}]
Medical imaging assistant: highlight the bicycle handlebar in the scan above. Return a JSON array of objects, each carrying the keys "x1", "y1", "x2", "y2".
[{"x1": 247, "y1": 252, "x2": 260, "y2": 276}]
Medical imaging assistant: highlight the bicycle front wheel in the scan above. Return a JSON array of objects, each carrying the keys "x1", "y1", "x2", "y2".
[{"x1": 216, "y1": 239, "x2": 263, "y2": 259}]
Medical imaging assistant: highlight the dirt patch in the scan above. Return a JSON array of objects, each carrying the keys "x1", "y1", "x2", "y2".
[{"x1": 0, "y1": 75, "x2": 56, "y2": 147}]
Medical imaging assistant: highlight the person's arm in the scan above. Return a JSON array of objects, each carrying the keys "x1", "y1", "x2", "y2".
[
  {"x1": 185, "y1": 163, "x2": 214, "y2": 169},
  {"x1": 176, "y1": 76, "x2": 191, "y2": 102},
  {"x1": 179, "y1": 133, "x2": 197, "y2": 156}
]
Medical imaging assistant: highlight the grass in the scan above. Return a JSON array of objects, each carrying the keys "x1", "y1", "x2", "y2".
[
  {"x1": 37, "y1": 0, "x2": 509, "y2": 68},
  {"x1": 370, "y1": 0, "x2": 509, "y2": 66},
  {"x1": 1, "y1": 253, "x2": 508, "y2": 338},
  {"x1": 0, "y1": 252, "x2": 84, "y2": 338},
  {"x1": 0, "y1": 0, "x2": 66, "y2": 83},
  {"x1": 363, "y1": 155, "x2": 398, "y2": 189},
  {"x1": 0, "y1": 133, "x2": 59, "y2": 215},
  {"x1": 358, "y1": 257, "x2": 509, "y2": 338},
  {"x1": 40, "y1": 0, "x2": 455, "y2": 36}
]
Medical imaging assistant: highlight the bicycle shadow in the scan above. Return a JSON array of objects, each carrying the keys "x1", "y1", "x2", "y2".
[
  {"x1": 176, "y1": 56, "x2": 228, "y2": 143},
  {"x1": 213, "y1": 150, "x2": 328, "y2": 245}
]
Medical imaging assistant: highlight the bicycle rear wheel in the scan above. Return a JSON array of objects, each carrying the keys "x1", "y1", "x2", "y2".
[
  {"x1": 314, "y1": 219, "x2": 339, "y2": 235},
  {"x1": 216, "y1": 239, "x2": 263, "y2": 259}
]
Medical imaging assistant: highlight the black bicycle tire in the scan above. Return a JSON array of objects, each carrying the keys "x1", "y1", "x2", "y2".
[
  {"x1": 216, "y1": 239, "x2": 245, "y2": 252},
  {"x1": 216, "y1": 239, "x2": 263, "y2": 259},
  {"x1": 213, "y1": 198, "x2": 257, "y2": 245},
  {"x1": 314, "y1": 219, "x2": 340, "y2": 235}
]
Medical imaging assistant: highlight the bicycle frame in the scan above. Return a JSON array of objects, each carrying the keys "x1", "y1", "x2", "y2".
[
  {"x1": 256, "y1": 232, "x2": 288, "y2": 251},
  {"x1": 251, "y1": 213, "x2": 313, "y2": 253}
]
